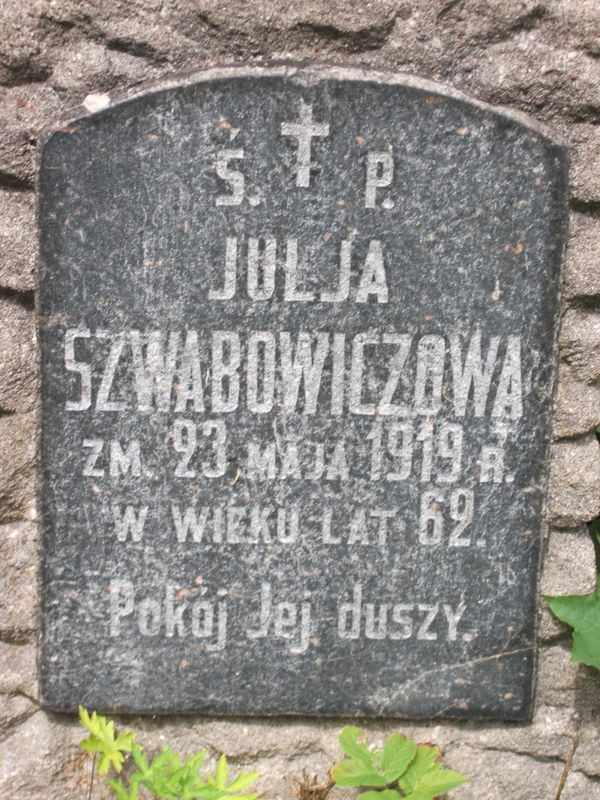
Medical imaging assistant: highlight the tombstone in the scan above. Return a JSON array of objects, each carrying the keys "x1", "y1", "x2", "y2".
[{"x1": 38, "y1": 65, "x2": 567, "y2": 719}]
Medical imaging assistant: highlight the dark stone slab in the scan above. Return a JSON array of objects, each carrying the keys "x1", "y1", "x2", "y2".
[{"x1": 38, "y1": 65, "x2": 567, "y2": 720}]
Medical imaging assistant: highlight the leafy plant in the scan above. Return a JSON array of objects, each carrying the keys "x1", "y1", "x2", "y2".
[
  {"x1": 79, "y1": 707, "x2": 259, "y2": 800},
  {"x1": 331, "y1": 727, "x2": 467, "y2": 800},
  {"x1": 545, "y1": 517, "x2": 600, "y2": 670},
  {"x1": 79, "y1": 706, "x2": 136, "y2": 774}
]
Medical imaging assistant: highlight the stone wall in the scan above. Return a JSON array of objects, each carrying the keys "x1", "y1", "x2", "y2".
[{"x1": 1, "y1": 1, "x2": 599, "y2": 798}]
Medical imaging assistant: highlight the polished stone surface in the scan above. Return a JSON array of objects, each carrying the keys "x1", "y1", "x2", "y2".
[{"x1": 38, "y1": 65, "x2": 567, "y2": 719}]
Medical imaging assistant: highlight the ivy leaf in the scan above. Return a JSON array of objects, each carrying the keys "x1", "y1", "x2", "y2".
[
  {"x1": 78, "y1": 706, "x2": 136, "y2": 775},
  {"x1": 380, "y1": 734, "x2": 417, "y2": 782},
  {"x1": 545, "y1": 589, "x2": 600, "y2": 669}
]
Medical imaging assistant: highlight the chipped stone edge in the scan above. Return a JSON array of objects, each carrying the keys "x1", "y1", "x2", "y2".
[{"x1": 37, "y1": 61, "x2": 568, "y2": 150}]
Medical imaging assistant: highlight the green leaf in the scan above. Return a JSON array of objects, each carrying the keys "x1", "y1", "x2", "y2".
[
  {"x1": 203, "y1": 755, "x2": 258, "y2": 798},
  {"x1": 79, "y1": 709, "x2": 259, "y2": 800},
  {"x1": 381, "y1": 734, "x2": 417, "y2": 782},
  {"x1": 338, "y1": 727, "x2": 377, "y2": 770},
  {"x1": 216, "y1": 754, "x2": 230, "y2": 790},
  {"x1": 108, "y1": 778, "x2": 139, "y2": 800},
  {"x1": 587, "y1": 517, "x2": 600, "y2": 578},
  {"x1": 403, "y1": 793, "x2": 437, "y2": 800},
  {"x1": 397, "y1": 744, "x2": 467, "y2": 800},
  {"x1": 397, "y1": 745, "x2": 440, "y2": 794},
  {"x1": 358, "y1": 790, "x2": 402, "y2": 800},
  {"x1": 199, "y1": 788, "x2": 253, "y2": 800},
  {"x1": 183, "y1": 751, "x2": 207, "y2": 779},
  {"x1": 414, "y1": 765, "x2": 468, "y2": 796},
  {"x1": 197, "y1": 790, "x2": 228, "y2": 800},
  {"x1": 545, "y1": 590, "x2": 600, "y2": 669},
  {"x1": 155, "y1": 746, "x2": 181, "y2": 771},
  {"x1": 130, "y1": 743, "x2": 150, "y2": 775},
  {"x1": 333, "y1": 727, "x2": 386, "y2": 788},
  {"x1": 226, "y1": 794, "x2": 257, "y2": 800},
  {"x1": 78, "y1": 706, "x2": 136, "y2": 775},
  {"x1": 225, "y1": 771, "x2": 261, "y2": 792},
  {"x1": 331, "y1": 759, "x2": 387, "y2": 788}
]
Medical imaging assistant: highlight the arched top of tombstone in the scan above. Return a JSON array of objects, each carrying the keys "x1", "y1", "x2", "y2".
[{"x1": 41, "y1": 63, "x2": 566, "y2": 149}]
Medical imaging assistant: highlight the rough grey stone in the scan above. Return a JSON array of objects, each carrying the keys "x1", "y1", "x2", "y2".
[
  {"x1": 381, "y1": 700, "x2": 579, "y2": 761},
  {"x1": 0, "y1": 189, "x2": 36, "y2": 291},
  {"x1": 0, "y1": 84, "x2": 63, "y2": 186},
  {"x1": 0, "y1": 694, "x2": 38, "y2": 740},
  {"x1": 0, "y1": 710, "x2": 81, "y2": 800},
  {"x1": 435, "y1": 0, "x2": 550, "y2": 46},
  {"x1": 0, "y1": 297, "x2": 36, "y2": 413},
  {"x1": 0, "y1": 520, "x2": 38, "y2": 635},
  {"x1": 540, "y1": 528, "x2": 596, "y2": 596},
  {"x1": 445, "y1": 744, "x2": 600, "y2": 800},
  {"x1": 538, "y1": 528, "x2": 596, "y2": 640},
  {"x1": 468, "y1": 37, "x2": 600, "y2": 125},
  {"x1": 574, "y1": 719, "x2": 600, "y2": 779},
  {"x1": 5, "y1": 0, "x2": 592, "y2": 133},
  {"x1": 560, "y1": 309, "x2": 600, "y2": 385},
  {"x1": 564, "y1": 213, "x2": 600, "y2": 300},
  {"x1": 548, "y1": 437, "x2": 600, "y2": 529},
  {"x1": 553, "y1": 0, "x2": 600, "y2": 59},
  {"x1": 553, "y1": 363, "x2": 600, "y2": 439},
  {"x1": 38, "y1": 66, "x2": 566, "y2": 720},
  {"x1": 434, "y1": 701, "x2": 577, "y2": 757},
  {"x1": 568, "y1": 124, "x2": 600, "y2": 208},
  {"x1": 36, "y1": 0, "x2": 399, "y2": 68},
  {"x1": 49, "y1": 41, "x2": 158, "y2": 97},
  {"x1": 0, "y1": 641, "x2": 37, "y2": 696},
  {"x1": 0, "y1": 1, "x2": 51, "y2": 87},
  {"x1": 537, "y1": 643, "x2": 581, "y2": 707},
  {"x1": 173, "y1": 0, "x2": 398, "y2": 48},
  {"x1": 0, "y1": 414, "x2": 36, "y2": 523}
]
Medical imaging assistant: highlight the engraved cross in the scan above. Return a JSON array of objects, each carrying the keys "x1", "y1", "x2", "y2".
[{"x1": 280, "y1": 100, "x2": 330, "y2": 187}]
